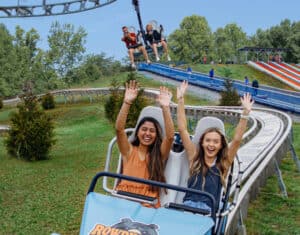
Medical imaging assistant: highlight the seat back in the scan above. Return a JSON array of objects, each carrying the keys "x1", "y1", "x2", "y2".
[
  {"x1": 162, "y1": 117, "x2": 226, "y2": 206},
  {"x1": 128, "y1": 106, "x2": 165, "y2": 142},
  {"x1": 160, "y1": 133, "x2": 190, "y2": 206},
  {"x1": 192, "y1": 117, "x2": 225, "y2": 151},
  {"x1": 160, "y1": 150, "x2": 188, "y2": 206}
]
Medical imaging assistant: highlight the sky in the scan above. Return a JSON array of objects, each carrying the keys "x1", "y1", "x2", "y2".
[{"x1": 0, "y1": 0, "x2": 299, "y2": 61}]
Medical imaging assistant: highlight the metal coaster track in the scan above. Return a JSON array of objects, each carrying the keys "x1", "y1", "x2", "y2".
[
  {"x1": 0, "y1": 87, "x2": 298, "y2": 234},
  {"x1": 0, "y1": 0, "x2": 117, "y2": 18}
]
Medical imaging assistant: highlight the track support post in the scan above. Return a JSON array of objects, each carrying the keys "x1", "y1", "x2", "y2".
[
  {"x1": 288, "y1": 135, "x2": 300, "y2": 172},
  {"x1": 236, "y1": 209, "x2": 247, "y2": 235},
  {"x1": 273, "y1": 158, "x2": 288, "y2": 198}
]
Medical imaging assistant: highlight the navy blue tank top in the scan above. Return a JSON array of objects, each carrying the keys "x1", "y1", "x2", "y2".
[{"x1": 183, "y1": 165, "x2": 222, "y2": 211}]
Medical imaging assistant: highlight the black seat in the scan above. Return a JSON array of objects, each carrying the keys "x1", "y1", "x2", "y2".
[{"x1": 167, "y1": 202, "x2": 211, "y2": 215}]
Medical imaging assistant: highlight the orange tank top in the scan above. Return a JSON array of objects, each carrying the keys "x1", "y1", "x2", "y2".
[{"x1": 116, "y1": 146, "x2": 160, "y2": 208}]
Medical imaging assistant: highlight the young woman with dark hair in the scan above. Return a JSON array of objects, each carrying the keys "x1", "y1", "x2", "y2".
[{"x1": 115, "y1": 80, "x2": 174, "y2": 208}]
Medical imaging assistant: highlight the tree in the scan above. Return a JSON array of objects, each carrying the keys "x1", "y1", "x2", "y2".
[
  {"x1": 104, "y1": 76, "x2": 123, "y2": 124},
  {"x1": 30, "y1": 50, "x2": 61, "y2": 92},
  {"x1": 0, "y1": 24, "x2": 63, "y2": 97},
  {"x1": 47, "y1": 21, "x2": 87, "y2": 79},
  {"x1": 222, "y1": 67, "x2": 232, "y2": 78},
  {"x1": 250, "y1": 28, "x2": 272, "y2": 48},
  {"x1": 213, "y1": 27, "x2": 227, "y2": 63},
  {"x1": 14, "y1": 26, "x2": 41, "y2": 89},
  {"x1": 268, "y1": 19, "x2": 292, "y2": 49},
  {"x1": 84, "y1": 53, "x2": 122, "y2": 77},
  {"x1": 250, "y1": 19, "x2": 300, "y2": 63},
  {"x1": 64, "y1": 67, "x2": 88, "y2": 85},
  {"x1": 5, "y1": 86, "x2": 55, "y2": 161},
  {"x1": 168, "y1": 15, "x2": 213, "y2": 63},
  {"x1": 0, "y1": 24, "x2": 18, "y2": 97},
  {"x1": 286, "y1": 21, "x2": 300, "y2": 63},
  {"x1": 64, "y1": 53, "x2": 125, "y2": 85},
  {"x1": 219, "y1": 78, "x2": 240, "y2": 106},
  {"x1": 214, "y1": 23, "x2": 248, "y2": 63},
  {"x1": 104, "y1": 72, "x2": 150, "y2": 128},
  {"x1": 0, "y1": 25, "x2": 42, "y2": 97}
]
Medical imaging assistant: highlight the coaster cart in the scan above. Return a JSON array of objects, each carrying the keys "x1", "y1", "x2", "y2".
[
  {"x1": 132, "y1": 20, "x2": 166, "y2": 61},
  {"x1": 131, "y1": 0, "x2": 170, "y2": 63},
  {"x1": 80, "y1": 106, "x2": 242, "y2": 235},
  {"x1": 124, "y1": 25, "x2": 147, "y2": 63}
]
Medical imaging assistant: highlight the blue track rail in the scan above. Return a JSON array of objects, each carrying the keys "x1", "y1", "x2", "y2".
[{"x1": 138, "y1": 63, "x2": 300, "y2": 113}]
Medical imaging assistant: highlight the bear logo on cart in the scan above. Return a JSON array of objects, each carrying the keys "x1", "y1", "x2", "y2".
[{"x1": 89, "y1": 218, "x2": 159, "y2": 235}]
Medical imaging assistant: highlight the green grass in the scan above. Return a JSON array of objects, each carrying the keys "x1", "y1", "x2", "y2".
[
  {"x1": 0, "y1": 107, "x2": 17, "y2": 125},
  {"x1": 246, "y1": 122, "x2": 300, "y2": 235},
  {"x1": 67, "y1": 71, "x2": 217, "y2": 107},
  {"x1": 0, "y1": 73, "x2": 299, "y2": 234},
  {"x1": 188, "y1": 64, "x2": 297, "y2": 91},
  {"x1": 72, "y1": 71, "x2": 178, "y2": 90},
  {"x1": 0, "y1": 102, "x2": 115, "y2": 234}
]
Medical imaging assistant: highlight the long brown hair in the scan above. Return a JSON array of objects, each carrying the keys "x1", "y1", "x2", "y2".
[
  {"x1": 131, "y1": 117, "x2": 166, "y2": 191},
  {"x1": 190, "y1": 128, "x2": 230, "y2": 188}
]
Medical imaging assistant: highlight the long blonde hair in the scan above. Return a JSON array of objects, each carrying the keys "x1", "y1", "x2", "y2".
[{"x1": 190, "y1": 128, "x2": 230, "y2": 188}]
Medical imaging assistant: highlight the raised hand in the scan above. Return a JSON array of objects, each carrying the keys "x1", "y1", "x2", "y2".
[
  {"x1": 240, "y1": 93, "x2": 254, "y2": 115},
  {"x1": 157, "y1": 86, "x2": 172, "y2": 107},
  {"x1": 177, "y1": 80, "x2": 188, "y2": 100},
  {"x1": 124, "y1": 80, "x2": 138, "y2": 104}
]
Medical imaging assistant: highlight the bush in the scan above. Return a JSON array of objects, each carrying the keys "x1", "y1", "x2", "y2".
[
  {"x1": 223, "y1": 67, "x2": 232, "y2": 78},
  {"x1": 219, "y1": 78, "x2": 241, "y2": 106},
  {"x1": 5, "y1": 93, "x2": 55, "y2": 161},
  {"x1": 0, "y1": 97, "x2": 3, "y2": 109},
  {"x1": 104, "y1": 77, "x2": 123, "y2": 123},
  {"x1": 41, "y1": 93, "x2": 55, "y2": 110},
  {"x1": 104, "y1": 72, "x2": 150, "y2": 128}
]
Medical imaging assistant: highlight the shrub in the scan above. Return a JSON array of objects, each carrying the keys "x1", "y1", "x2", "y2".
[
  {"x1": 104, "y1": 77, "x2": 123, "y2": 123},
  {"x1": 223, "y1": 67, "x2": 232, "y2": 78},
  {"x1": 5, "y1": 93, "x2": 55, "y2": 161},
  {"x1": 41, "y1": 93, "x2": 55, "y2": 110},
  {"x1": 219, "y1": 78, "x2": 241, "y2": 106},
  {"x1": 104, "y1": 72, "x2": 150, "y2": 128}
]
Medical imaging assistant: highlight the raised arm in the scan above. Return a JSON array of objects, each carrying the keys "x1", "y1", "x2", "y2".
[
  {"x1": 127, "y1": 32, "x2": 136, "y2": 42},
  {"x1": 227, "y1": 93, "x2": 254, "y2": 164},
  {"x1": 122, "y1": 32, "x2": 136, "y2": 42},
  {"x1": 115, "y1": 80, "x2": 138, "y2": 162},
  {"x1": 177, "y1": 81, "x2": 196, "y2": 163},
  {"x1": 157, "y1": 86, "x2": 175, "y2": 161}
]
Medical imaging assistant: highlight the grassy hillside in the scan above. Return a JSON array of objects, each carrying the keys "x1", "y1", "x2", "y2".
[
  {"x1": 187, "y1": 64, "x2": 297, "y2": 91},
  {"x1": 0, "y1": 103, "x2": 110, "y2": 234}
]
